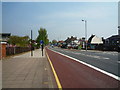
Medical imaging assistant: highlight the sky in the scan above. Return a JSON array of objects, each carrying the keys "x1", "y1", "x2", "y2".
[
  {"x1": 2, "y1": 2, "x2": 118, "y2": 41},
  {"x1": 0, "y1": 2, "x2": 2, "y2": 34},
  {"x1": 118, "y1": 1, "x2": 120, "y2": 26}
]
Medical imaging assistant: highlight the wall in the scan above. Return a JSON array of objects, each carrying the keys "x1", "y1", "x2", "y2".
[{"x1": 0, "y1": 43, "x2": 6, "y2": 59}]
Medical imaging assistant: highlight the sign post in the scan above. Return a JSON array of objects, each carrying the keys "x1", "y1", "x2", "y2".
[
  {"x1": 31, "y1": 30, "x2": 33, "y2": 56},
  {"x1": 40, "y1": 40, "x2": 44, "y2": 56}
]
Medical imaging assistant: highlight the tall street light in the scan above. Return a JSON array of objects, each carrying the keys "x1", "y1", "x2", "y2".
[
  {"x1": 82, "y1": 19, "x2": 87, "y2": 51},
  {"x1": 31, "y1": 30, "x2": 33, "y2": 56}
]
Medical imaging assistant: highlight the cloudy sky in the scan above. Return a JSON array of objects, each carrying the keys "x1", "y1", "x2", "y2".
[{"x1": 2, "y1": 2, "x2": 118, "y2": 41}]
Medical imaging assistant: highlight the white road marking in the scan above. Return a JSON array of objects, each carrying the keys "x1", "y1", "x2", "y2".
[
  {"x1": 49, "y1": 48, "x2": 120, "y2": 81},
  {"x1": 87, "y1": 50, "x2": 118, "y2": 56},
  {"x1": 117, "y1": 61, "x2": 120, "y2": 63},
  {"x1": 65, "y1": 51, "x2": 110, "y2": 60}
]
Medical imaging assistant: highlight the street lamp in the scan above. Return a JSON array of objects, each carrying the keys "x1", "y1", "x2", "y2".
[
  {"x1": 82, "y1": 19, "x2": 87, "y2": 51},
  {"x1": 31, "y1": 30, "x2": 33, "y2": 56}
]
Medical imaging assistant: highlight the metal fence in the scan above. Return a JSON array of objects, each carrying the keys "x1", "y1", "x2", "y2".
[{"x1": 6, "y1": 47, "x2": 31, "y2": 56}]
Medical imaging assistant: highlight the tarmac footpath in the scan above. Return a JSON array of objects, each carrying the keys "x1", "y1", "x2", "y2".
[{"x1": 2, "y1": 48, "x2": 57, "y2": 89}]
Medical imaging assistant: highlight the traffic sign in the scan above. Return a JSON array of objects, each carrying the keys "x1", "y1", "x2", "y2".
[
  {"x1": 40, "y1": 40, "x2": 44, "y2": 56},
  {"x1": 40, "y1": 40, "x2": 44, "y2": 44}
]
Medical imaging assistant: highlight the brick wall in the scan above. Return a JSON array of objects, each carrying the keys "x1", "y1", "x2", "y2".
[
  {"x1": 0, "y1": 44, "x2": 1, "y2": 60},
  {"x1": 0, "y1": 43, "x2": 6, "y2": 59}
]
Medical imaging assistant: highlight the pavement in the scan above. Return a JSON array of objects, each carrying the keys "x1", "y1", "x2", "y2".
[
  {"x1": 2, "y1": 48, "x2": 57, "y2": 88},
  {"x1": 0, "y1": 60, "x2": 2, "y2": 90}
]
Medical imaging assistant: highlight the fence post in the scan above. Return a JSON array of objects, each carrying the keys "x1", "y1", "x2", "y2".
[{"x1": 14, "y1": 46, "x2": 16, "y2": 55}]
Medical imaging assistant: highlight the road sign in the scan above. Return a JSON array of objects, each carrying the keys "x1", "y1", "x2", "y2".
[
  {"x1": 40, "y1": 40, "x2": 44, "y2": 44},
  {"x1": 40, "y1": 40, "x2": 44, "y2": 56}
]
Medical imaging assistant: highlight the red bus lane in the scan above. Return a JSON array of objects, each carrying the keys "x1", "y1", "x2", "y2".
[{"x1": 46, "y1": 48, "x2": 119, "y2": 88}]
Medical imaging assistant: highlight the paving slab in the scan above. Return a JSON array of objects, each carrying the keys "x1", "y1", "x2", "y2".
[{"x1": 2, "y1": 49, "x2": 57, "y2": 88}]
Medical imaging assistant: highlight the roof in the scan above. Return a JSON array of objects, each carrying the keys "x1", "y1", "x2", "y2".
[
  {"x1": 0, "y1": 33, "x2": 11, "y2": 42},
  {"x1": 107, "y1": 35, "x2": 120, "y2": 39},
  {"x1": 0, "y1": 33, "x2": 11, "y2": 37},
  {"x1": 88, "y1": 35, "x2": 95, "y2": 43},
  {"x1": 58, "y1": 40, "x2": 64, "y2": 43},
  {"x1": 91, "y1": 35, "x2": 103, "y2": 44}
]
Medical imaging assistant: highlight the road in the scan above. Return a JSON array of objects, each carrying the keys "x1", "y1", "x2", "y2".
[
  {"x1": 49, "y1": 47, "x2": 119, "y2": 77},
  {"x1": 46, "y1": 47, "x2": 120, "y2": 88}
]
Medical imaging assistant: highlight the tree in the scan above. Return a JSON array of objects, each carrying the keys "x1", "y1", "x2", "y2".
[
  {"x1": 52, "y1": 40, "x2": 57, "y2": 44},
  {"x1": 8, "y1": 35, "x2": 30, "y2": 47},
  {"x1": 36, "y1": 28, "x2": 49, "y2": 45}
]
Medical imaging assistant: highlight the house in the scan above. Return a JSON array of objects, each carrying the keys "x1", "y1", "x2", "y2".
[
  {"x1": 104, "y1": 35, "x2": 120, "y2": 51},
  {"x1": 88, "y1": 35, "x2": 103, "y2": 49},
  {"x1": 0, "y1": 33, "x2": 11, "y2": 59},
  {"x1": 0, "y1": 33, "x2": 11, "y2": 42},
  {"x1": 57, "y1": 40, "x2": 65, "y2": 47},
  {"x1": 103, "y1": 26, "x2": 120, "y2": 51},
  {"x1": 65, "y1": 36, "x2": 77, "y2": 44},
  {"x1": 64, "y1": 36, "x2": 78, "y2": 49}
]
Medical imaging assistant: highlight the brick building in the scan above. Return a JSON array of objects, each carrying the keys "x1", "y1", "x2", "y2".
[{"x1": 0, "y1": 33, "x2": 11, "y2": 59}]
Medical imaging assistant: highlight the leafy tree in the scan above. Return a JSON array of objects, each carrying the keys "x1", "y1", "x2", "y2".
[
  {"x1": 52, "y1": 40, "x2": 57, "y2": 44},
  {"x1": 8, "y1": 35, "x2": 30, "y2": 47},
  {"x1": 36, "y1": 28, "x2": 49, "y2": 45}
]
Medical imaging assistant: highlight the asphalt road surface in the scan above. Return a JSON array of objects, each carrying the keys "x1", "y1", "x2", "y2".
[
  {"x1": 49, "y1": 47, "x2": 119, "y2": 77},
  {"x1": 46, "y1": 47, "x2": 120, "y2": 88}
]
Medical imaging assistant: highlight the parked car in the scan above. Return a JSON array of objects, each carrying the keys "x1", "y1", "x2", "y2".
[
  {"x1": 51, "y1": 44, "x2": 54, "y2": 48},
  {"x1": 67, "y1": 44, "x2": 73, "y2": 49},
  {"x1": 61, "y1": 43, "x2": 67, "y2": 48},
  {"x1": 73, "y1": 44, "x2": 78, "y2": 49}
]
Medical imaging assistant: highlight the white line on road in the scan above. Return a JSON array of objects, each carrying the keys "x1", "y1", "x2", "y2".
[
  {"x1": 60, "y1": 49, "x2": 110, "y2": 60},
  {"x1": 117, "y1": 61, "x2": 120, "y2": 63},
  {"x1": 71, "y1": 52, "x2": 110, "y2": 60},
  {"x1": 49, "y1": 48, "x2": 120, "y2": 81}
]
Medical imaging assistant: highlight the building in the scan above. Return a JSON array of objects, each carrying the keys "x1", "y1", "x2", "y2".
[
  {"x1": 88, "y1": 35, "x2": 103, "y2": 50},
  {"x1": 103, "y1": 27, "x2": 120, "y2": 51},
  {"x1": 0, "y1": 33, "x2": 11, "y2": 42},
  {"x1": 0, "y1": 33, "x2": 11, "y2": 59},
  {"x1": 118, "y1": 26, "x2": 120, "y2": 36},
  {"x1": 65, "y1": 36, "x2": 77, "y2": 44},
  {"x1": 104, "y1": 35, "x2": 120, "y2": 51},
  {"x1": 57, "y1": 40, "x2": 65, "y2": 47}
]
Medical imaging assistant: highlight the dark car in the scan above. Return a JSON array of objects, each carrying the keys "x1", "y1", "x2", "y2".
[{"x1": 61, "y1": 43, "x2": 67, "y2": 48}]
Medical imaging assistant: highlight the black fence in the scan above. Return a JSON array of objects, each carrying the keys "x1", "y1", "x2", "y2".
[{"x1": 6, "y1": 47, "x2": 31, "y2": 56}]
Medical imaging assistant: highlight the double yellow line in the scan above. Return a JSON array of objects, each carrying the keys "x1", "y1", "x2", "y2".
[{"x1": 46, "y1": 50, "x2": 62, "y2": 90}]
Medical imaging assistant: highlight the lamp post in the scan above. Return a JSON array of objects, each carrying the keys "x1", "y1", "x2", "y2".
[
  {"x1": 82, "y1": 19, "x2": 87, "y2": 51},
  {"x1": 31, "y1": 30, "x2": 33, "y2": 56}
]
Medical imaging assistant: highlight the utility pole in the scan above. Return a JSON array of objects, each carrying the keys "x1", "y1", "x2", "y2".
[{"x1": 31, "y1": 30, "x2": 33, "y2": 56}]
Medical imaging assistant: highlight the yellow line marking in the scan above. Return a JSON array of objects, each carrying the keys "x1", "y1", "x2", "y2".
[{"x1": 46, "y1": 50, "x2": 62, "y2": 89}]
